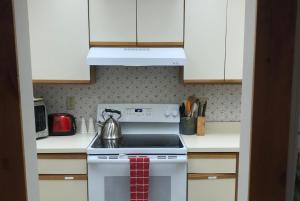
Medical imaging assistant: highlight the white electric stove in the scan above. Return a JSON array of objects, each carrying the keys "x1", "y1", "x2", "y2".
[{"x1": 87, "y1": 104, "x2": 187, "y2": 201}]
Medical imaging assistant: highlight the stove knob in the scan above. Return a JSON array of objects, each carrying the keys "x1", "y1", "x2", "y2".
[
  {"x1": 164, "y1": 111, "x2": 171, "y2": 117},
  {"x1": 171, "y1": 111, "x2": 178, "y2": 117}
]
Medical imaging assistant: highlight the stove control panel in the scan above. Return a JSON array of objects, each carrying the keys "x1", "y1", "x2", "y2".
[{"x1": 97, "y1": 104, "x2": 179, "y2": 123}]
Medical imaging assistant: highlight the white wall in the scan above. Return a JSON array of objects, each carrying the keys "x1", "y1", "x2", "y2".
[
  {"x1": 238, "y1": 0, "x2": 257, "y2": 200},
  {"x1": 12, "y1": 0, "x2": 39, "y2": 201}
]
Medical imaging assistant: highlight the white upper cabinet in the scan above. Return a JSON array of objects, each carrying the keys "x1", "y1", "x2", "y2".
[
  {"x1": 89, "y1": 0, "x2": 137, "y2": 45},
  {"x1": 28, "y1": 0, "x2": 91, "y2": 82},
  {"x1": 225, "y1": 0, "x2": 245, "y2": 80},
  {"x1": 184, "y1": 0, "x2": 227, "y2": 81},
  {"x1": 137, "y1": 0, "x2": 184, "y2": 45}
]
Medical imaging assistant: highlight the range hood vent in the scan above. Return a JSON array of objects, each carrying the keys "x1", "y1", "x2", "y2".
[{"x1": 87, "y1": 47, "x2": 186, "y2": 66}]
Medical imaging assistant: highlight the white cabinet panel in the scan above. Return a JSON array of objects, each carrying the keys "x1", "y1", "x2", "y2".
[
  {"x1": 188, "y1": 158, "x2": 236, "y2": 174},
  {"x1": 39, "y1": 177, "x2": 87, "y2": 201},
  {"x1": 38, "y1": 159, "x2": 87, "y2": 174},
  {"x1": 89, "y1": 0, "x2": 136, "y2": 43},
  {"x1": 225, "y1": 0, "x2": 246, "y2": 80},
  {"x1": 28, "y1": 0, "x2": 90, "y2": 81},
  {"x1": 184, "y1": 0, "x2": 227, "y2": 81},
  {"x1": 188, "y1": 177, "x2": 236, "y2": 201},
  {"x1": 137, "y1": 0, "x2": 184, "y2": 44}
]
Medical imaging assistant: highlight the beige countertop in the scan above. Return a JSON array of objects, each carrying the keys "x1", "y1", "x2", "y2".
[
  {"x1": 36, "y1": 133, "x2": 96, "y2": 153},
  {"x1": 181, "y1": 122, "x2": 240, "y2": 152}
]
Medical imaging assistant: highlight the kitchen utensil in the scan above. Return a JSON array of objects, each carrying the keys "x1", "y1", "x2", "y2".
[
  {"x1": 190, "y1": 102, "x2": 198, "y2": 118},
  {"x1": 48, "y1": 113, "x2": 76, "y2": 136},
  {"x1": 185, "y1": 99, "x2": 191, "y2": 116},
  {"x1": 202, "y1": 101, "x2": 207, "y2": 117},
  {"x1": 179, "y1": 103, "x2": 186, "y2": 117},
  {"x1": 97, "y1": 109, "x2": 122, "y2": 140},
  {"x1": 185, "y1": 95, "x2": 197, "y2": 117},
  {"x1": 198, "y1": 101, "x2": 202, "y2": 117}
]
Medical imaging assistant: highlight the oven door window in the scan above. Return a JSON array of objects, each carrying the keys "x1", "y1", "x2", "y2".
[{"x1": 104, "y1": 176, "x2": 171, "y2": 201}]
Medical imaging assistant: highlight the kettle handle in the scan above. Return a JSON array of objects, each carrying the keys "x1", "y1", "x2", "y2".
[{"x1": 102, "y1": 109, "x2": 122, "y2": 120}]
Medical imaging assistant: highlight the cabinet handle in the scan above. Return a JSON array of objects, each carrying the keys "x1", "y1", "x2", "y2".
[
  {"x1": 208, "y1": 176, "x2": 218, "y2": 180},
  {"x1": 64, "y1": 176, "x2": 75, "y2": 180}
]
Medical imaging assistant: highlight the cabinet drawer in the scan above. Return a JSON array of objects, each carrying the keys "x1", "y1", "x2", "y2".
[
  {"x1": 38, "y1": 154, "x2": 87, "y2": 174},
  {"x1": 188, "y1": 153, "x2": 237, "y2": 173},
  {"x1": 39, "y1": 175, "x2": 87, "y2": 201},
  {"x1": 188, "y1": 174, "x2": 236, "y2": 201}
]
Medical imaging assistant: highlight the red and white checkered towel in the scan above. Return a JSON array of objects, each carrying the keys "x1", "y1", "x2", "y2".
[{"x1": 129, "y1": 157, "x2": 150, "y2": 201}]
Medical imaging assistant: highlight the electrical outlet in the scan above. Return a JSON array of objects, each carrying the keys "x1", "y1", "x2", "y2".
[{"x1": 66, "y1": 96, "x2": 76, "y2": 110}]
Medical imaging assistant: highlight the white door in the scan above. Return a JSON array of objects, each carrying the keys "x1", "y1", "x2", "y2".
[
  {"x1": 137, "y1": 0, "x2": 184, "y2": 46},
  {"x1": 89, "y1": 0, "x2": 137, "y2": 46},
  {"x1": 88, "y1": 155, "x2": 187, "y2": 201},
  {"x1": 28, "y1": 0, "x2": 90, "y2": 82},
  {"x1": 225, "y1": 0, "x2": 246, "y2": 80},
  {"x1": 188, "y1": 176, "x2": 236, "y2": 201},
  {"x1": 184, "y1": 0, "x2": 227, "y2": 81}
]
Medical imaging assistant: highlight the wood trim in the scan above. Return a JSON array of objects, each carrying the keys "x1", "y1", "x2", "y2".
[
  {"x1": 0, "y1": 0, "x2": 28, "y2": 200},
  {"x1": 188, "y1": 173, "x2": 236, "y2": 180},
  {"x1": 183, "y1": 79, "x2": 242, "y2": 84},
  {"x1": 37, "y1": 153, "x2": 87, "y2": 160},
  {"x1": 137, "y1": 42, "x2": 184, "y2": 47},
  {"x1": 90, "y1": 41, "x2": 137, "y2": 47},
  {"x1": 89, "y1": 68, "x2": 97, "y2": 84},
  {"x1": 33, "y1": 67, "x2": 96, "y2": 84},
  {"x1": 249, "y1": 0, "x2": 297, "y2": 200},
  {"x1": 235, "y1": 153, "x2": 239, "y2": 201},
  {"x1": 90, "y1": 41, "x2": 184, "y2": 48},
  {"x1": 32, "y1": 79, "x2": 92, "y2": 84},
  {"x1": 39, "y1": 174, "x2": 87, "y2": 181},
  {"x1": 188, "y1": 152, "x2": 238, "y2": 159}
]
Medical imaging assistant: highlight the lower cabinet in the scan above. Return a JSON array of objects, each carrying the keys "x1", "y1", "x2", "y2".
[
  {"x1": 187, "y1": 153, "x2": 238, "y2": 201},
  {"x1": 188, "y1": 174, "x2": 236, "y2": 201},
  {"x1": 39, "y1": 175, "x2": 88, "y2": 201},
  {"x1": 37, "y1": 154, "x2": 88, "y2": 201}
]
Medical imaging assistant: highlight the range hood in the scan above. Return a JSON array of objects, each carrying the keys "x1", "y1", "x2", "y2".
[{"x1": 87, "y1": 47, "x2": 186, "y2": 66}]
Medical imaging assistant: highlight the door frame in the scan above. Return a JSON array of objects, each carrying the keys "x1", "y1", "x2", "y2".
[
  {"x1": 239, "y1": 0, "x2": 298, "y2": 201},
  {"x1": 0, "y1": 0, "x2": 39, "y2": 201}
]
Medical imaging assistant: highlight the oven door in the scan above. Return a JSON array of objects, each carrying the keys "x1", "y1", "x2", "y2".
[{"x1": 88, "y1": 155, "x2": 187, "y2": 201}]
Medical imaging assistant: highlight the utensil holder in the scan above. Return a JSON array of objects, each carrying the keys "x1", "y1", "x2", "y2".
[
  {"x1": 180, "y1": 117, "x2": 196, "y2": 135},
  {"x1": 197, "y1": 117, "x2": 206, "y2": 136}
]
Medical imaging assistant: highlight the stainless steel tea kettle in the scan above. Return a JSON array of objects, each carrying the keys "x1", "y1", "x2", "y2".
[{"x1": 97, "y1": 109, "x2": 122, "y2": 140}]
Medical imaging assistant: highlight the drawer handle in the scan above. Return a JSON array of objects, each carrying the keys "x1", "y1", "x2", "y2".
[
  {"x1": 64, "y1": 176, "x2": 75, "y2": 180},
  {"x1": 208, "y1": 176, "x2": 218, "y2": 180}
]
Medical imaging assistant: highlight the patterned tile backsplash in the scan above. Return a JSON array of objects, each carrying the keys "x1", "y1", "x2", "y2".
[{"x1": 33, "y1": 67, "x2": 242, "y2": 122}]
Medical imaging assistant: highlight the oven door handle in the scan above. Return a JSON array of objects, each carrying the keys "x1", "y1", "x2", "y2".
[{"x1": 88, "y1": 158, "x2": 187, "y2": 164}]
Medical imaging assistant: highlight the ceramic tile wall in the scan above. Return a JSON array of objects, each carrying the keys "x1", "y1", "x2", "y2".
[{"x1": 33, "y1": 67, "x2": 242, "y2": 122}]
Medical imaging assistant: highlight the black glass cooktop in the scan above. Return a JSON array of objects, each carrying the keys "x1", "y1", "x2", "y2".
[{"x1": 91, "y1": 134, "x2": 183, "y2": 149}]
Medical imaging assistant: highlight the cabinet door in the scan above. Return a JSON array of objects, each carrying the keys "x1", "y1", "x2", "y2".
[
  {"x1": 89, "y1": 0, "x2": 136, "y2": 46},
  {"x1": 39, "y1": 175, "x2": 87, "y2": 201},
  {"x1": 188, "y1": 174, "x2": 236, "y2": 201},
  {"x1": 225, "y1": 0, "x2": 246, "y2": 80},
  {"x1": 184, "y1": 0, "x2": 227, "y2": 82},
  {"x1": 137, "y1": 0, "x2": 184, "y2": 46},
  {"x1": 28, "y1": 0, "x2": 91, "y2": 82}
]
